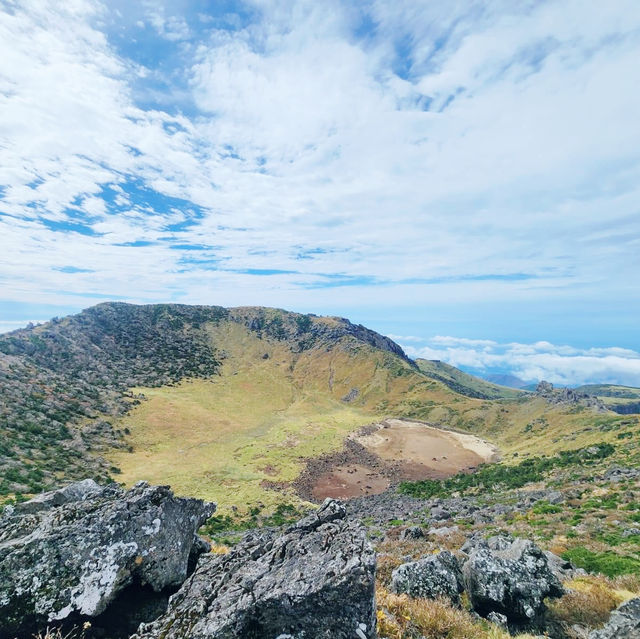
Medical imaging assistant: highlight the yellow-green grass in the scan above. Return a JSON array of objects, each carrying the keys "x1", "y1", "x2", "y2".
[
  {"x1": 109, "y1": 378, "x2": 370, "y2": 513},
  {"x1": 106, "y1": 320, "x2": 637, "y2": 512},
  {"x1": 108, "y1": 322, "x2": 396, "y2": 512}
]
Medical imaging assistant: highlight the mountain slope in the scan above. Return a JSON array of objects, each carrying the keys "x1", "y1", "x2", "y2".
[
  {"x1": 415, "y1": 358, "x2": 525, "y2": 400},
  {"x1": 0, "y1": 303, "x2": 422, "y2": 497},
  {"x1": 484, "y1": 373, "x2": 531, "y2": 389},
  {"x1": 1, "y1": 302, "x2": 634, "y2": 513},
  {"x1": 575, "y1": 384, "x2": 640, "y2": 414}
]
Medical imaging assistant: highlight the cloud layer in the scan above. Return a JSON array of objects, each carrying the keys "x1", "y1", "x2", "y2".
[
  {"x1": 397, "y1": 335, "x2": 640, "y2": 387},
  {"x1": 0, "y1": 0, "x2": 639, "y2": 373}
]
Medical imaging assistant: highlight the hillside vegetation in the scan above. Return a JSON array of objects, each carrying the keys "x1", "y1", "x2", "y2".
[
  {"x1": 1, "y1": 302, "x2": 638, "y2": 516},
  {"x1": 576, "y1": 384, "x2": 640, "y2": 414},
  {"x1": 416, "y1": 358, "x2": 524, "y2": 400}
]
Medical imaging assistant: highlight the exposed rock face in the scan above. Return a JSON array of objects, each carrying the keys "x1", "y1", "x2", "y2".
[
  {"x1": 0, "y1": 480, "x2": 215, "y2": 637},
  {"x1": 535, "y1": 380, "x2": 606, "y2": 411},
  {"x1": 462, "y1": 536, "x2": 564, "y2": 625},
  {"x1": 590, "y1": 598, "x2": 640, "y2": 638},
  {"x1": 390, "y1": 551, "x2": 464, "y2": 604},
  {"x1": 133, "y1": 499, "x2": 377, "y2": 639}
]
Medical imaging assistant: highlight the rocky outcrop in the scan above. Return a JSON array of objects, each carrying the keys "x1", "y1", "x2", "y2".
[
  {"x1": 390, "y1": 551, "x2": 464, "y2": 604},
  {"x1": 132, "y1": 499, "x2": 377, "y2": 639},
  {"x1": 603, "y1": 466, "x2": 640, "y2": 482},
  {"x1": 589, "y1": 598, "x2": 640, "y2": 638},
  {"x1": 536, "y1": 381, "x2": 606, "y2": 411},
  {"x1": 0, "y1": 480, "x2": 215, "y2": 637},
  {"x1": 462, "y1": 536, "x2": 564, "y2": 626}
]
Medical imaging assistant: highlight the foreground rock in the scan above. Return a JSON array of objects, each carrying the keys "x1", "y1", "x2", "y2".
[
  {"x1": 590, "y1": 598, "x2": 640, "y2": 638},
  {"x1": 391, "y1": 551, "x2": 463, "y2": 604},
  {"x1": 0, "y1": 480, "x2": 215, "y2": 637},
  {"x1": 133, "y1": 499, "x2": 377, "y2": 639},
  {"x1": 462, "y1": 536, "x2": 564, "y2": 626}
]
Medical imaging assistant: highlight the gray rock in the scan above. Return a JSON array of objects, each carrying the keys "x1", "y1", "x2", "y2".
[
  {"x1": 9, "y1": 478, "x2": 107, "y2": 515},
  {"x1": 0, "y1": 480, "x2": 215, "y2": 637},
  {"x1": 400, "y1": 525, "x2": 425, "y2": 540},
  {"x1": 427, "y1": 525, "x2": 459, "y2": 538},
  {"x1": 546, "y1": 491, "x2": 566, "y2": 505},
  {"x1": 623, "y1": 528, "x2": 640, "y2": 538},
  {"x1": 543, "y1": 550, "x2": 584, "y2": 580},
  {"x1": 430, "y1": 506, "x2": 451, "y2": 520},
  {"x1": 487, "y1": 611, "x2": 508, "y2": 628},
  {"x1": 462, "y1": 537, "x2": 564, "y2": 625},
  {"x1": 604, "y1": 467, "x2": 640, "y2": 482},
  {"x1": 589, "y1": 598, "x2": 640, "y2": 638},
  {"x1": 132, "y1": 498, "x2": 377, "y2": 639},
  {"x1": 390, "y1": 551, "x2": 463, "y2": 605}
]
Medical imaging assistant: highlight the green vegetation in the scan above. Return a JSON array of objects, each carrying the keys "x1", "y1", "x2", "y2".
[
  {"x1": 415, "y1": 358, "x2": 524, "y2": 400},
  {"x1": 574, "y1": 384, "x2": 640, "y2": 415},
  {"x1": 398, "y1": 443, "x2": 615, "y2": 499},
  {"x1": 201, "y1": 503, "x2": 303, "y2": 536},
  {"x1": 562, "y1": 547, "x2": 640, "y2": 578}
]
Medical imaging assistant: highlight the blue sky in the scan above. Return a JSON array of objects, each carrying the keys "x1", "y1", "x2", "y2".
[{"x1": 1, "y1": 0, "x2": 640, "y2": 385}]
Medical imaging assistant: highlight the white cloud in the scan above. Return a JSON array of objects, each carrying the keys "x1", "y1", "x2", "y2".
[
  {"x1": 0, "y1": 0, "x2": 638, "y2": 341},
  {"x1": 402, "y1": 336, "x2": 640, "y2": 387}
]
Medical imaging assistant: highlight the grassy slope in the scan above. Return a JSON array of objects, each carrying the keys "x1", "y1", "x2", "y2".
[
  {"x1": 108, "y1": 319, "x2": 637, "y2": 513},
  {"x1": 108, "y1": 321, "x2": 450, "y2": 511},
  {"x1": 576, "y1": 384, "x2": 640, "y2": 398},
  {"x1": 415, "y1": 358, "x2": 524, "y2": 400}
]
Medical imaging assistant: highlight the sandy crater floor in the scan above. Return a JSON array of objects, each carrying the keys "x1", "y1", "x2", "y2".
[{"x1": 306, "y1": 418, "x2": 499, "y2": 501}]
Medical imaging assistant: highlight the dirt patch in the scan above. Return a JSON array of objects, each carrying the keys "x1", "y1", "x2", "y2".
[
  {"x1": 258, "y1": 464, "x2": 279, "y2": 476},
  {"x1": 291, "y1": 418, "x2": 498, "y2": 502},
  {"x1": 312, "y1": 464, "x2": 391, "y2": 500}
]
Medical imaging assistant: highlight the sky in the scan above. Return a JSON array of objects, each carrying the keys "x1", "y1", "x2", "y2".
[{"x1": 1, "y1": 0, "x2": 639, "y2": 385}]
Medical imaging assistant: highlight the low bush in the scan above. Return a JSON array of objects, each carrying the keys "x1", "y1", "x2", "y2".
[{"x1": 399, "y1": 443, "x2": 615, "y2": 499}]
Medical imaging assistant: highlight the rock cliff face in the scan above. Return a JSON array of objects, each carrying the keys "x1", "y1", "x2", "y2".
[
  {"x1": 0, "y1": 480, "x2": 215, "y2": 638},
  {"x1": 132, "y1": 499, "x2": 377, "y2": 639}
]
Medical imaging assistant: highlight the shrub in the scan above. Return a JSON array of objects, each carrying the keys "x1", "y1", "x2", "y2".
[
  {"x1": 398, "y1": 443, "x2": 615, "y2": 499},
  {"x1": 547, "y1": 576, "x2": 623, "y2": 627}
]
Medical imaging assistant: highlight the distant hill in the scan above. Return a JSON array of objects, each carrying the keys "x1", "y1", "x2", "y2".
[
  {"x1": 483, "y1": 373, "x2": 532, "y2": 389},
  {"x1": 415, "y1": 359, "x2": 524, "y2": 400},
  {"x1": 575, "y1": 384, "x2": 640, "y2": 414}
]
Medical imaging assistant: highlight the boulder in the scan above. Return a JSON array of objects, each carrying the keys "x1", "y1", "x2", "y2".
[
  {"x1": 400, "y1": 525, "x2": 425, "y2": 540},
  {"x1": 543, "y1": 550, "x2": 584, "y2": 580},
  {"x1": 589, "y1": 598, "x2": 640, "y2": 638},
  {"x1": 0, "y1": 480, "x2": 215, "y2": 637},
  {"x1": 390, "y1": 551, "x2": 464, "y2": 605},
  {"x1": 132, "y1": 498, "x2": 377, "y2": 639},
  {"x1": 462, "y1": 537, "x2": 564, "y2": 625}
]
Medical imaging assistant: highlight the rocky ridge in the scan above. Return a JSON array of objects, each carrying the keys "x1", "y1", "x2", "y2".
[
  {"x1": 0, "y1": 303, "x2": 412, "y2": 496},
  {"x1": 1, "y1": 479, "x2": 638, "y2": 639}
]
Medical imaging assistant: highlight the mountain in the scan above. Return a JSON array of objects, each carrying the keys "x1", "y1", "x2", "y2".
[
  {"x1": 483, "y1": 372, "x2": 532, "y2": 389},
  {"x1": 2, "y1": 303, "x2": 640, "y2": 639},
  {"x1": 0, "y1": 302, "x2": 434, "y2": 499},
  {"x1": 1, "y1": 302, "x2": 632, "y2": 513},
  {"x1": 415, "y1": 359, "x2": 525, "y2": 400}
]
